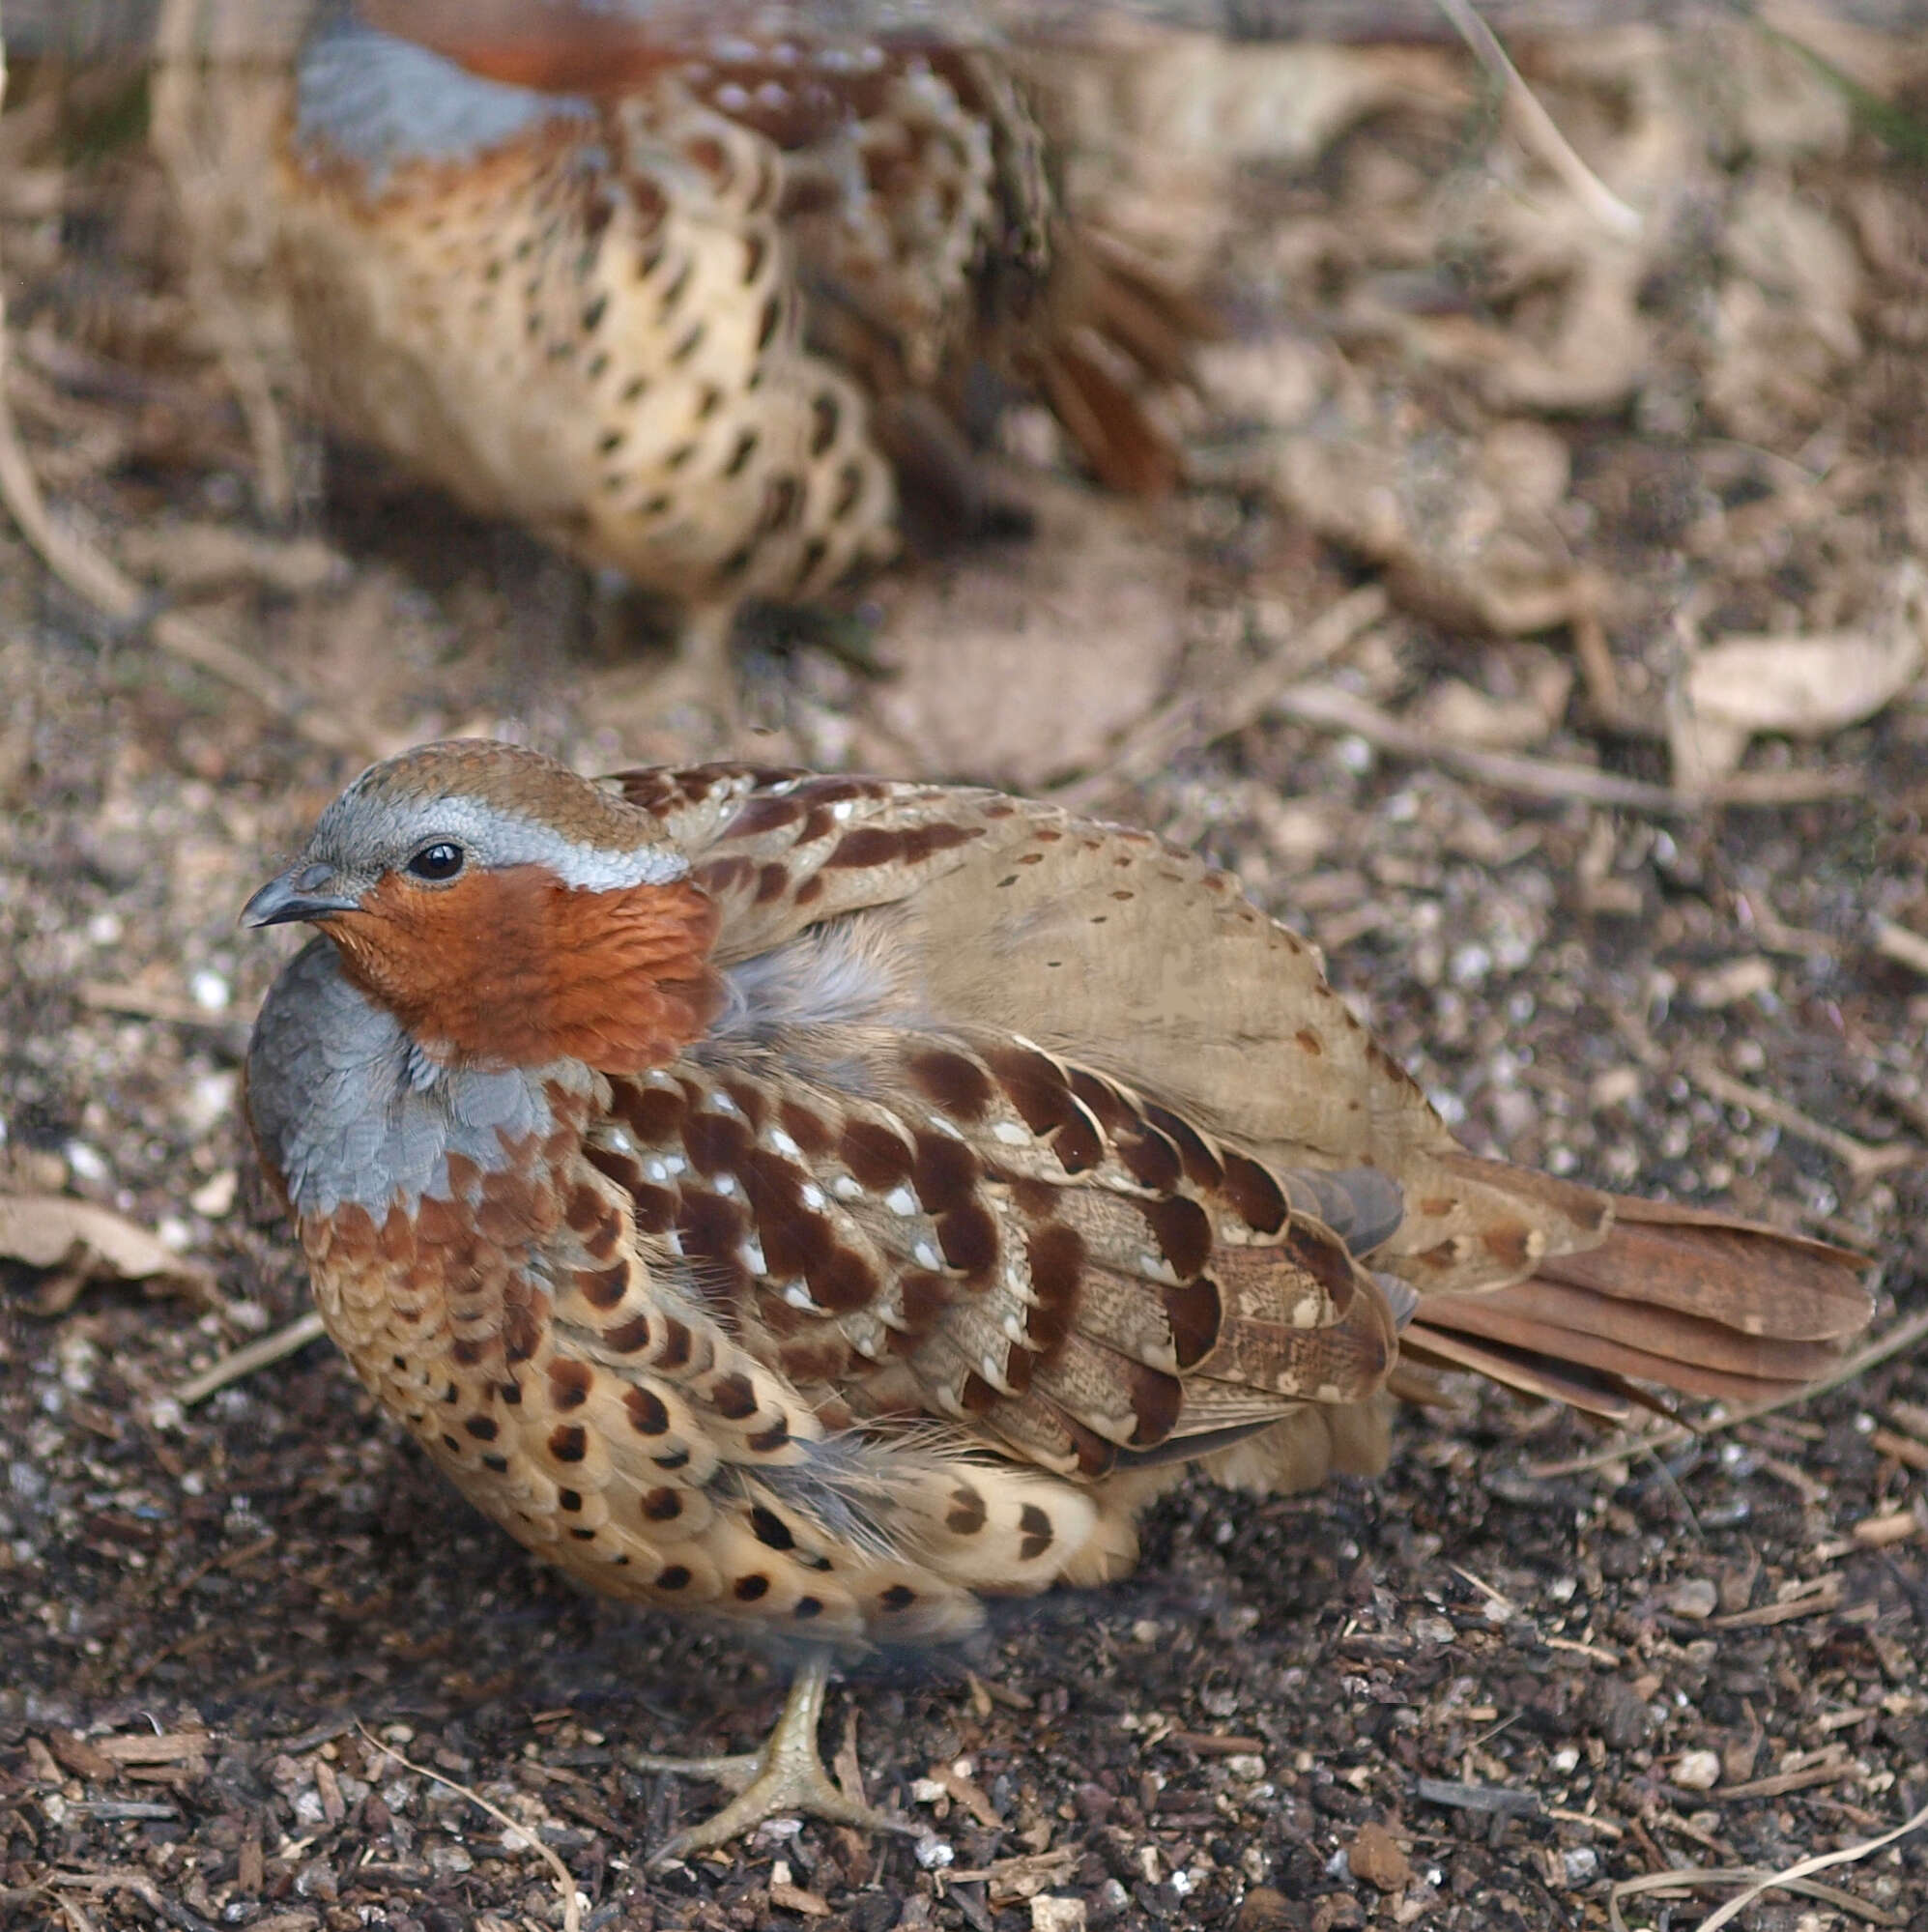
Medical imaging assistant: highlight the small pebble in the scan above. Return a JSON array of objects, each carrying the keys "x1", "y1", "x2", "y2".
[
  {"x1": 189, "y1": 1169, "x2": 238, "y2": 1218},
  {"x1": 1666, "y1": 1578, "x2": 1718, "y2": 1620},
  {"x1": 1674, "y1": 1749, "x2": 1721, "y2": 1791},
  {"x1": 1030, "y1": 1899, "x2": 1086, "y2": 1932},
  {"x1": 1235, "y1": 1888, "x2": 1295, "y2": 1932},
  {"x1": 65, "y1": 1141, "x2": 108, "y2": 1184},
  {"x1": 1346, "y1": 1821, "x2": 1410, "y2": 1892}
]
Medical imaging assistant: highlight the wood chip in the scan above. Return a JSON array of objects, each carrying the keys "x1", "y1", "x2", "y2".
[
  {"x1": 1416, "y1": 1778, "x2": 1540, "y2": 1816},
  {"x1": 1711, "y1": 1761, "x2": 1859, "y2": 1802},
  {"x1": 1886, "y1": 1399, "x2": 1928, "y2": 1445},
  {"x1": 1869, "y1": 1428, "x2": 1928, "y2": 1472},
  {"x1": 1169, "y1": 1730, "x2": 1266, "y2": 1756},
  {"x1": 95, "y1": 1732, "x2": 210, "y2": 1768},
  {"x1": 1346, "y1": 1821, "x2": 1411, "y2": 1891},
  {"x1": 1712, "y1": 1574, "x2": 1844, "y2": 1628},
  {"x1": 924, "y1": 1762, "x2": 1002, "y2": 1830},
  {"x1": 1872, "y1": 917, "x2": 1928, "y2": 978},
  {"x1": 768, "y1": 1878, "x2": 830, "y2": 1918},
  {"x1": 1851, "y1": 1510, "x2": 1920, "y2": 1547},
  {"x1": 44, "y1": 1732, "x2": 116, "y2": 1781}
]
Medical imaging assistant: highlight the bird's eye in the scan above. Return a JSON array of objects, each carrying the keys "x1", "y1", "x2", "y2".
[{"x1": 406, "y1": 842, "x2": 465, "y2": 882}]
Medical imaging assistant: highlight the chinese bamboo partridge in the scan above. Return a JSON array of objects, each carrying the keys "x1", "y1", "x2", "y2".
[
  {"x1": 228, "y1": 0, "x2": 1194, "y2": 718},
  {"x1": 244, "y1": 739, "x2": 1871, "y2": 1854}
]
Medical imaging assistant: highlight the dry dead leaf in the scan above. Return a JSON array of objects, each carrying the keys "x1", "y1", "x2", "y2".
[
  {"x1": 1024, "y1": 34, "x2": 1465, "y2": 279},
  {"x1": 858, "y1": 478, "x2": 1185, "y2": 789},
  {"x1": 1669, "y1": 563, "x2": 1926, "y2": 787},
  {"x1": 1273, "y1": 418, "x2": 1581, "y2": 638},
  {"x1": 0, "y1": 1193, "x2": 209, "y2": 1312}
]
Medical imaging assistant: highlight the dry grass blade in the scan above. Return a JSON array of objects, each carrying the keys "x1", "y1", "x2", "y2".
[
  {"x1": 1607, "y1": 1864, "x2": 1902, "y2": 1931},
  {"x1": 151, "y1": 0, "x2": 296, "y2": 519},
  {"x1": 1433, "y1": 0, "x2": 1641, "y2": 239},
  {"x1": 356, "y1": 1726, "x2": 583, "y2": 1932},
  {"x1": 1608, "y1": 1789, "x2": 1928, "y2": 1929},
  {"x1": 174, "y1": 1309, "x2": 329, "y2": 1406}
]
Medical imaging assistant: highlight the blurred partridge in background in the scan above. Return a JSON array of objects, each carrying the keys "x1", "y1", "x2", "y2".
[
  {"x1": 158, "y1": 0, "x2": 1200, "y2": 726},
  {"x1": 244, "y1": 739, "x2": 1872, "y2": 1855}
]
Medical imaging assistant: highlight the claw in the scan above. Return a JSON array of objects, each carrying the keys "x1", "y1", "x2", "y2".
[{"x1": 635, "y1": 1649, "x2": 918, "y2": 1862}]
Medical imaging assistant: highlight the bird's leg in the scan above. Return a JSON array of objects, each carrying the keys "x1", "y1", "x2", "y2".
[
  {"x1": 635, "y1": 1648, "x2": 914, "y2": 1862},
  {"x1": 644, "y1": 595, "x2": 746, "y2": 752}
]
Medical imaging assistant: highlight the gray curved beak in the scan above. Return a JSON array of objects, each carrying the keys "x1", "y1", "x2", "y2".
[{"x1": 241, "y1": 862, "x2": 359, "y2": 929}]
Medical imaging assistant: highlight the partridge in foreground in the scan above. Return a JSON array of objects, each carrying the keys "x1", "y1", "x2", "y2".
[
  {"x1": 243, "y1": 739, "x2": 1870, "y2": 1855},
  {"x1": 244, "y1": 0, "x2": 1194, "y2": 714}
]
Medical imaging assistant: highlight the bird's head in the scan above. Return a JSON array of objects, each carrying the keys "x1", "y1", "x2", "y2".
[{"x1": 243, "y1": 738, "x2": 721, "y2": 1072}]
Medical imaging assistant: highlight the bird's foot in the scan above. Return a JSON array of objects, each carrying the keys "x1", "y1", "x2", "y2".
[
  {"x1": 636, "y1": 1652, "x2": 917, "y2": 1863},
  {"x1": 637, "y1": 598, "x2": 755, "y2": 756}
]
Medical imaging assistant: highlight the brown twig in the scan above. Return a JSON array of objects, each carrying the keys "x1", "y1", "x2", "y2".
[
  {"x1": 1053, "y1": 585, "x2": 1390, "y2": 810},
  {"x1": 1684, "y1": 1053, "x2": 1922, "y2": 1182},
  {"x1": 1267, "y1": 681, "x2": 1860, "y2": 812},
  {"x1": 174, "y1": 1309, "x2": 329, "y2": 1406}
]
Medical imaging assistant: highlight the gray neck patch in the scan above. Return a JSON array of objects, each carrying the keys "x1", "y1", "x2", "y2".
[
  {"x1": 295, "y1": 12, "x2": 594, "y2": 186},
  {"x1": 246, "y1": 938, "x2": 586, "y2": 1222}
]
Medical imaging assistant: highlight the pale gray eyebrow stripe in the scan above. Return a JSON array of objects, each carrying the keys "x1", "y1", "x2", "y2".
[
  {"x1": 426, "y1": 799, "x2": 690, "y2": 890},
  {"x1": 314, "y1": 793, "x2": 689, "y2": 891}
]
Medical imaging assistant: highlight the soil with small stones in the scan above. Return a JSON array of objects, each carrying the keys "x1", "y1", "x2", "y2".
[{"x1": 5, "y1": 20, "x2": 1928, "y2": 1932}]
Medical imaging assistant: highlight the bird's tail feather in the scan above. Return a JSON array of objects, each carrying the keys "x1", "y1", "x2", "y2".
[{"x1": 1400, "y1": 1195, "x2": 1871, "y2": 1420}]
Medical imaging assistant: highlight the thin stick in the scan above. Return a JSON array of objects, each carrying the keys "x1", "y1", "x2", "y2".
[
  {"x1": 151, "y1": 0, "x2": 297, "y2": 518},
  {"x1": 1054, "y1": 585, "x2": 1390, "y2": 810},
  {"x1": 1684, "y1": 1053, "x2": 1922, "y2": 1182},
  {"x1": 1268, "y1": 680, "x2": 1859, "y2": 813},
  {"x1": 0, "y1": 35, "x2": 360, "y2": 754},
  {"x1": 1433, "y1": 0, "x2": 1642, "y2": 239},
  {"x1": 357, "y1": 1726, "x2": 583, "y2": 1932},
  {"x1": 0, "y1": 389, "x2": 362, "y2": 746},
  {"x1": 175, "y1": 1309, "x2": 329, "y2": 1406}
]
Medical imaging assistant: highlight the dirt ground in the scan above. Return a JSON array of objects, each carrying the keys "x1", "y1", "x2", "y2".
[{"x1": 4, "y1": 12, "x2": 1928, "y2": 1932}]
